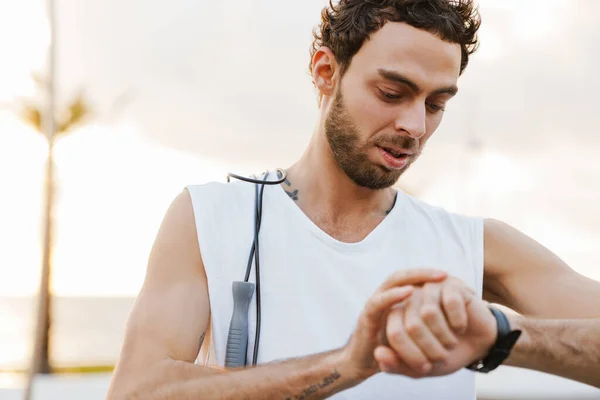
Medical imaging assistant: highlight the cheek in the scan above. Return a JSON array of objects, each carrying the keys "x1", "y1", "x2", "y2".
[
  {"x1": 364, "y1": 98, "x2": 402, "y2": 133},
  {"x1": 348, "y1": 96, "x2": 393, "y2": 137}
]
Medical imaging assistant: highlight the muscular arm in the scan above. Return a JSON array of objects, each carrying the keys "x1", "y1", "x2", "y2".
[
  {"x1": 483, "y1": 219, "x2": 600, "y2": 388},
  {"x1": 506, "y1": 317, "x2": 600, "y2": 388},
  {"x1": 107, "y1": 190, "x2": 363, "y2": 400}
]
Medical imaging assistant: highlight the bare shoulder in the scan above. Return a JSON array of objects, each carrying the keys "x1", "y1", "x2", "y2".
[
  {"x1": 482, "y1": 218, "x2": 548, "y2": 306},
  {"x1": 483, "y1": 219, "x2": 599, "y2": 317},
  {"x1": 159, "y1": 189, "x2": 197, "y2": 243},
  {"x1": 147, "y1": 189, "x2": 204, "y2": 278},
  {"x1": 483, "y1": 218, "x2": 569, "y2": 277},
  {"x1": 483, "y1": 218, "x2": 517, "y2": 274}
]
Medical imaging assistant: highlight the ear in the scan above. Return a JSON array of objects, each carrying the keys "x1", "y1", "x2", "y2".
[{"x1": 311, "y1": 47, "x2": 339, "y2": 98}]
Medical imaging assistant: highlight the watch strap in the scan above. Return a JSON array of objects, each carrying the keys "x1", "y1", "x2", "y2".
[{"x1": 466, "y1": 307, "x2": 522, "y2": 373}]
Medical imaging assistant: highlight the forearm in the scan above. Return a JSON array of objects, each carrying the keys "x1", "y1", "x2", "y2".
[
  {"x1": 506, "y1": 316, "x2": 600, "y2": 388},
  {"x1": 124, "y1": 348, "x2": 366, "y2": 400}
]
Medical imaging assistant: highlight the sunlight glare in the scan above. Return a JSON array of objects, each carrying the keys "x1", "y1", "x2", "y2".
[
  {"x1": 0, "y1": 0, "x2": 49, "y2": 102},
  {"x1": 50, "y1": 120, "x2": 235, "y2": 296},
  {"x1": 0, "y1": 113, "x2": 47, "y2": 296}
]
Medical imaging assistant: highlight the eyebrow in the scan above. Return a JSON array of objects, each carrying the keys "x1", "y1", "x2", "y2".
[{"x1": 377, "y1": 68, "x2": 458, "y2": 97}]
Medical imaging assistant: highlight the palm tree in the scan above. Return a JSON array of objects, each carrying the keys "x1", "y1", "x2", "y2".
[
  {"x1": 22, "y1": 2, "x2": 61, "y2": 390},
  {"x1": 20, "y1": 84, "x2": 92, "y2": 380},
  {"x1": 19, "y1": 76, "x2": 127, "y2": 400}
]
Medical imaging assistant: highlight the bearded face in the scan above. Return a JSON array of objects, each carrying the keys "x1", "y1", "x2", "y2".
[{"x1": 325, "y1": 89, "x2": 421, "y2": 190}]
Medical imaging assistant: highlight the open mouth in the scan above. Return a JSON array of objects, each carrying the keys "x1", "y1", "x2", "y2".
[
  {"x1": 379, "y1": 146, "x2": 409, "y2": 159},
  {"x1": 376, "y1": 146, "x2": 413, "y2": 170}
]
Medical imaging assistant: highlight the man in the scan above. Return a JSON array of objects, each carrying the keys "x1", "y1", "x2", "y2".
[{"x1": 107, "y1": 0, "x2": 600, "y2": 399}]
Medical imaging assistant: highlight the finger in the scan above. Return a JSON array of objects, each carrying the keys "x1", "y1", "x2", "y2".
[
  {"x1": 386, "y1": 299, "x2": 433, "y2": 373},
  {"x1": 421, "y1": 283, "x2": 458, "y2": 349},
  {"x1": 374, "y1": 346, "x2": 420, "y2": 378},
  {"x1": 442, "y1": 283, "x2": 468, "y2": 334},
  {"x1": 404, "y1": 291, "x2": 450, "y2": 364},
  {"x1": 379, "y1": 269, "x2": 447, "y2": 291},
  {"x1": 363, "y1": 286, "x2": 414, "y2": 331},
  {"x1": 461, "y1": 284, "x2": 477, "y2": 305}
]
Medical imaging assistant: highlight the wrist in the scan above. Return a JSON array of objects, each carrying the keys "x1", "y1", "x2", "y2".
[
  {"x1": 467, "y1": 306, "x2": 522, "y2": 373},
  {"x1": 478, "y1": 308, "x2": 500, "y2": 359},
  {"x1": 503, "y1": 313, "x2": 527, "y2": 367},
  {"x1": 336, "y1": 346, "x2": 376, "y2": 384}
]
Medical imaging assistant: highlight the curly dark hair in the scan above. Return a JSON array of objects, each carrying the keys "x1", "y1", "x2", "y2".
[{"x1": 310, "y1": 0, "x2": 481, "y2": 77}]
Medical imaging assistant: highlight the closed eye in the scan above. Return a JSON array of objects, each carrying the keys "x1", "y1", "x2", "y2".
[
  {"x1": 426, "y1": 102, "x2": 445, "y2": 113},
  {"x1": 378, "y1": 89, "x2": 403, "y2": 102}
]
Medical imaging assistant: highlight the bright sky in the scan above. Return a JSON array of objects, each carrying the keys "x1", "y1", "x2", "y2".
[{"x1": 0, "y1": 0, "x2": 599, "y2": 297}]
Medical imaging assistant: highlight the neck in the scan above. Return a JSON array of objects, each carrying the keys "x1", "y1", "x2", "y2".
[{"x1": 283, "y1": 132, "x2": 397, "y2": 222}]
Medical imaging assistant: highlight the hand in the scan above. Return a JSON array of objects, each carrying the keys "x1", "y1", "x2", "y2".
[
  {"x1": 375, "y1": 277, "x2": 497, "y2": 378},
  {"x1": 341, "y1": 269, "x2": 448, "y2": 380}
]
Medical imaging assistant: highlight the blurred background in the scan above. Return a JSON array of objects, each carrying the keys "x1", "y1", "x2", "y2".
[{"x1": 0, "y1": 0, "x2": 599, "y2": 398}]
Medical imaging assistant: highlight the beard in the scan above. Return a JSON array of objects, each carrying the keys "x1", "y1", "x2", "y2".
[{"x1": 324, "y1": 89, "x2": 420, "y2": 190}]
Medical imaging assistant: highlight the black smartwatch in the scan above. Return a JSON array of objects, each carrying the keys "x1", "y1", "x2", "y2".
[{"x1": 466, "y1": 307, "x2": 522, "y2": 373}]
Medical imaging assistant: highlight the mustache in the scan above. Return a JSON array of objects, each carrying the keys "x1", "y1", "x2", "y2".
[{"x1": 374, "y1": 135, "x2": 420, "y2": 153}]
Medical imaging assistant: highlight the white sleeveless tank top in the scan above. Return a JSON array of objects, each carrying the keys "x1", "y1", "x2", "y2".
[{"x1": 186, "y1": 173, "x2": 484, "y2": 400}]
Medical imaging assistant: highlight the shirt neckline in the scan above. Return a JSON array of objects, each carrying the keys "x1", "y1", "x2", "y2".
[{"x1": 271, "y1": 177, "x2": 405, "y2": 251}]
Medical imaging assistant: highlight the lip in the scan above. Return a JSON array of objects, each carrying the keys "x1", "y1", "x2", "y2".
[
  {"x1": 377, "y1": 146, "x2": 410, "y2": 170},
  {"x1": 378, "y1": 145, "x2": 414, "y2": 157}
]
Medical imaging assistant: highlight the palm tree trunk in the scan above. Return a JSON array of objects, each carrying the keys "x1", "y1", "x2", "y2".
[
  {"x1": 33, "y1": 148, "x2": 56, "y2": 375},
  {"x1": 24, "y1": 146, "x2": 56, "y2": 400},
  {"x1": 25, "y1": 1, "x2": 56, "y2": 398}
]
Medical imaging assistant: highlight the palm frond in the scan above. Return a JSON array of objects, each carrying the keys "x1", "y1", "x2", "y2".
[
  {"x1": 19, "y1": 103, "x2": 43, "y2": 133},
  {"x1": 56, "y1": 93, "x2": 92, "y2": 136},
  {"x1": 31, "y1": 72, "x2": 48, "y2": 92}
]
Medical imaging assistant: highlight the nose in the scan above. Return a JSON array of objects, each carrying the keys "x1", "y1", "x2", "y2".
[{"x1": 394, "y1": 101, "x2": 427, "y2": 139}]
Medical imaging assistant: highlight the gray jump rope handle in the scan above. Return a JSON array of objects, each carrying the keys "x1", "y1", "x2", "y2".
[{"x1": 225, "y1": 281, "x2": 256, "y2": 368}]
